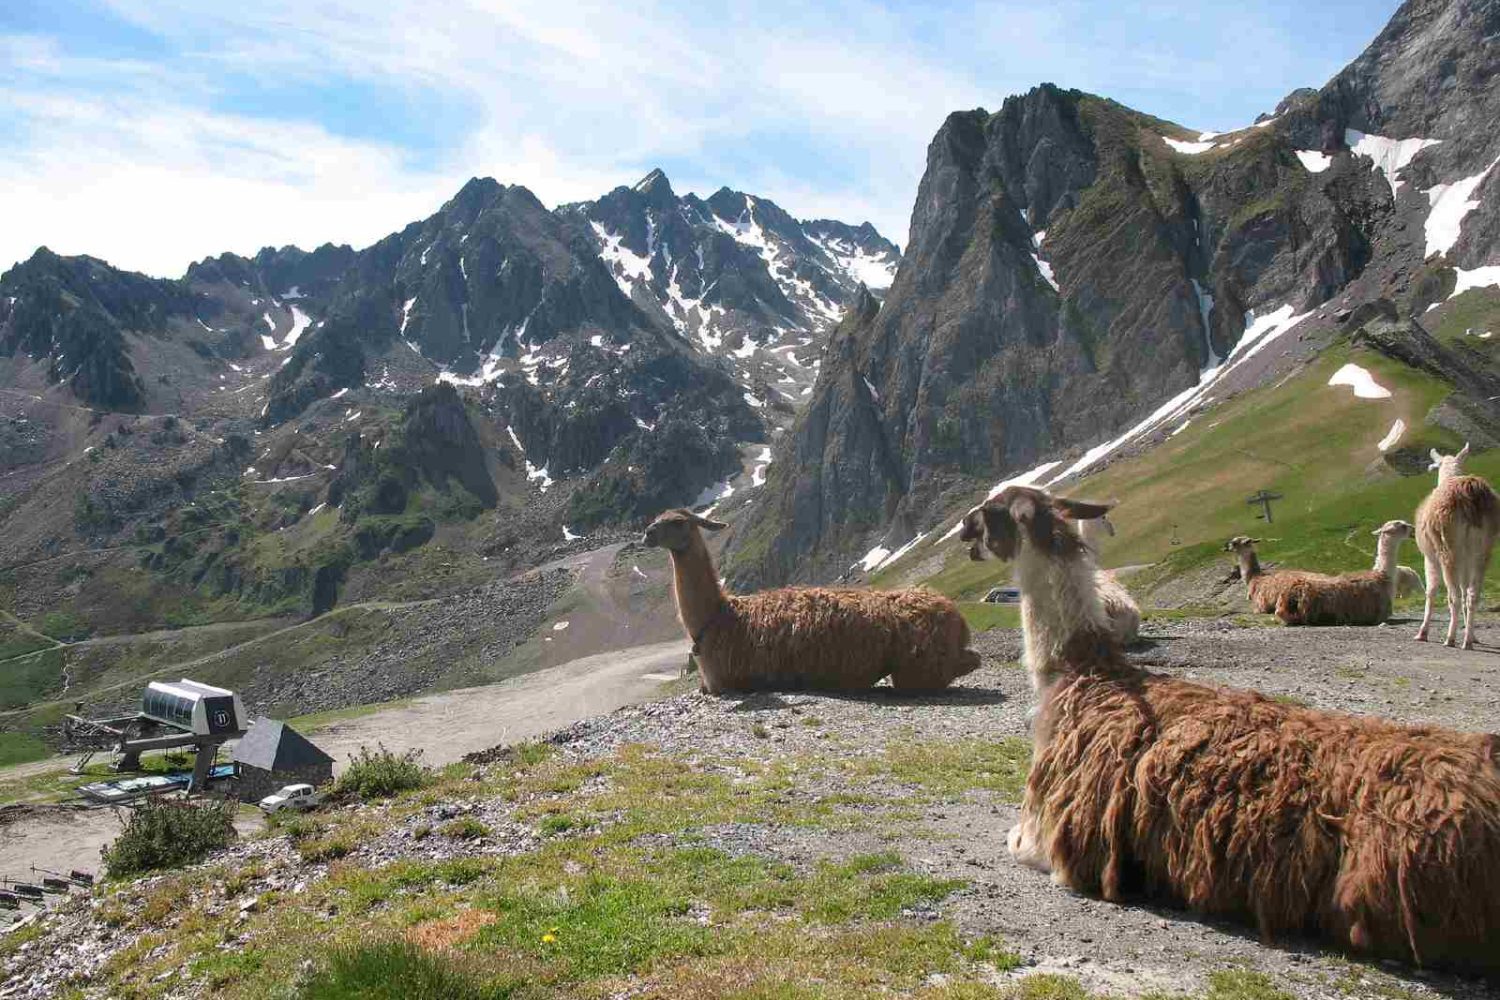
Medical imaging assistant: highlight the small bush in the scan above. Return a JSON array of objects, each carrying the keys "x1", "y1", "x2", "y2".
[
  {"x1": 102, "y1": 797, "x2": 237, "y2": 877},
  {"x1": 438, "y1": 816, "x2": 490, "y2": 841},
  {"x1": 270, "y1": 812, "x2": 324, "y2": 842},
  {"x1": 538, "y1": 814, "x2": 588, "y2": 837},
  {"x1": 299, "y1": 832, "x2": 356, "y2": 863},
  {"x1": 334, "y1": 745, "x2": 429, "y2": 800},
  {"x1": 299, "y1": 938, "x2": 514, "y2": 1000}
]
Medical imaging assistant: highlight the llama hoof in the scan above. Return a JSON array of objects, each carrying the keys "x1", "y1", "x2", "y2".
[
  {"x1": 1414, "y1": 632, "x2": 1427, "y2": 642},
  {"x1": 1443, "y1": 638, "x2": 1456, "y2": 648}
]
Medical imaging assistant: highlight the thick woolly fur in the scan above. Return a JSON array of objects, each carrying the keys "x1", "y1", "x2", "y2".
[
  {"x1": 643, "y1": 509, "x2": 980, "y2": 694},
  {"x1": 1075, "y1": 516, "x2": 1140, "y2": 645},
  {"x1": 1415, "y1": 444, "x2": 1500, "y2": 649},
  {"x1": 968, "y1": 487, "x2": 1500, "y2": 976},
  {"x1": 1224, "y1": 524, "x2": 1411, "y2": 627}
]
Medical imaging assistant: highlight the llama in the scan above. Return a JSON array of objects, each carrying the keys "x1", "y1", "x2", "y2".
[
  {"x1": 1224, "y1": 525, "x2": 1411, "y2": 626},
  {"x1": 1074, "y1": 512, "x2": 1140, "y2": 645},
  {"x1": 642, "y1": 508, "x2": 980, "y2": 693},
  {"x1": 1223, "y1": 536, "x2": 1293, "y2": 615},
  {"x1": 1414, "y1": 444, "x2": 1500, "y2": 649},
  {"x1": 961, "y1": 486, "x2": 1500, "y2": 975},
  {"x1": 1395, "y1": 565, "x2": 1423, "y2": 599}
]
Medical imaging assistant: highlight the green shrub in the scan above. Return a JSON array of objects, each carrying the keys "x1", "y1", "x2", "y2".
[
  {"x1": 298, "y1": 832, "x2": 356, "y2": 862},
  {"x1": 438, "y1": 816, "x2": 490, "y2": 840},
  {"x1": 334, "y1": 745, "x2": 429, "y2": 800},
  {"x1": 102, "y1": 797, "x2": 236, "y2": 876},
  {"x1": 270, "y1": 812, "x2": 325, "y2": 842},
  {"x1": 298, "y1": 938, "x2": 514, "y2": 1000},
  {"x1": 38, "y1": 611, "x2": 91, "y2": 642}
]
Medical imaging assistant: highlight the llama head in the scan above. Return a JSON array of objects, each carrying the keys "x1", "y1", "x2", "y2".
[
  {"x1": 1429, "y1": 442, "x2": 1471, "y2": 481},
  {"x1": 964, "y1": 486, "x2": 1114, "y2": 562},
  {"x1": 642, "y1": 508, "x2": 727, "y2": 552},
  {"x1": 1223, "y1": 536, "x2": 1262, "y2": 554},
  {"x1": 1372, "y1": 519, "x2": 1414, "y2": 543}
]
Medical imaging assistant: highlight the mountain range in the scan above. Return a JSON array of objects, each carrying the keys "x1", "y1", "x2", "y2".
[{"x1": 3, "y1": 0, "x2": 1500, "y2": 755}]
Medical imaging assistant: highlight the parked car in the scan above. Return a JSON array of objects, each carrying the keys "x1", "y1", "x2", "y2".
[
  {"x1": 983, "y1": 586, "x2": 1021, "y2": 605},
  {"x1": 257, "y1": 783, "x2": 322, "y2": 814}
]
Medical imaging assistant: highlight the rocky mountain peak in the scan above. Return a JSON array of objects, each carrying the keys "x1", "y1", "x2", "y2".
[{"x1": 632, "y1": 168, "x2": 677, "y2": 205}]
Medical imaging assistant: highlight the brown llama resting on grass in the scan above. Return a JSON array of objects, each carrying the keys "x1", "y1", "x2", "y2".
[
  {"x1": 1414, "y1": 444, "x2": 1500, "y2": 649},
  {"x1": 642, "y1": 509, "x2": 980, "y2": 694},
  {"x1": 1224, "y1": 524, "x2": 1411, "y2": 626},
  {"x1": 961, "y1": 486, "x2": 1500, "y2": 976}
]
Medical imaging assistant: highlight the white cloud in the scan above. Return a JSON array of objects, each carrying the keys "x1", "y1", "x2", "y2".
[{"x1": 2, "y1": 1, "x2": 1390, "y2": 276}]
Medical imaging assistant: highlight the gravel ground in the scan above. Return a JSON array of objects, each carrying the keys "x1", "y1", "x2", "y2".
[{"x1": 5, "y1": 617, "x2": 1499, "y2": 998}]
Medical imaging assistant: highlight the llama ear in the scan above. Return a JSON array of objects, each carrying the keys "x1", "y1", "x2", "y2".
[
  {"x1": 1051, "y1": 496, "x2": 1114, "y2": 522},
  {"x1": 1430, "y1": 448, "x2": 1443, "y2": 468},
  {"x1": 1458, "y1": 442, "x2": 1471, "y2": 461},
  {"x1": 1099, "y1": 514, "x2": 1117, "y2": 537},
  {"x1": 688, "y1": 513, "x2": 728, "y2": 531}
]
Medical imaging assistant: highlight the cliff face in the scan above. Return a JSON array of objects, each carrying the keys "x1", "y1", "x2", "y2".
[
  {"x1": 728, "y1": 0, "x2": 1500, "y2": 587},
  {"x1": 726, "y1": 83, "x2": 1389, "y2": 586}
]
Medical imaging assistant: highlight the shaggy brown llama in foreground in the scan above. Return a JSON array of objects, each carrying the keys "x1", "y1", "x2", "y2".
[
  {"x1": 963, "y1": 487, "x2": 1500, "y2": 976},
  {"x1": 642, "y1": 509, "x2": 979, "y2": 693}
]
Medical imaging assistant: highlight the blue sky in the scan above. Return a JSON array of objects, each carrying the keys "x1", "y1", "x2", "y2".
[{"x1": 1, "y1": 1, "x2": 1397, "y2": 277}]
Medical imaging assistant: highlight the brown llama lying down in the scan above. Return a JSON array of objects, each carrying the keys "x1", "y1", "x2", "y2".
[
  {"x1": 964, "y1": 487, "x2": 1500, "y2": 976},
  {"x1": 643, "y1": 508, "x2": 980, "y2": 694},
  {"x1": 1415, "y1": 444, "x2": 1500, "y2": 649},
  {"x1": 1225, "y1": 523, "x2": 1411, "y2": 626}
]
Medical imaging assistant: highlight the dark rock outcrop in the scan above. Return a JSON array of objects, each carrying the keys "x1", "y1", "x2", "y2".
[{"x1": 727, "y1": 82, "x2": 1394, "y2": 586}]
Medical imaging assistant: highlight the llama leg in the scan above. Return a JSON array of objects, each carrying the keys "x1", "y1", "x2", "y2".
[
  {"x1": 1441, "y1": 563, "x2": 1460, "y2": 647},
  {"x1": 1415, "y1": 553, "x2": 1438, "y2": 641},
  {"x1": 1462, "y1": 567, "x2": 1480, "y2": 650},
  {"x1": 1462, "y1": 583, "x2": 1478, "y2": 649}
]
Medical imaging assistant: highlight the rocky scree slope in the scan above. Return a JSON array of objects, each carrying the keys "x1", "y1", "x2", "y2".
[{"x1": 727, "y1": 0, "x2": 1500, "y2": 588}]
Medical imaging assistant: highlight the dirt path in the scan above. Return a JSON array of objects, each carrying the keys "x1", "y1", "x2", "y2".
[
  {"x1": 308, "y1": 638, "x2": 690, "y2": 770},
  {"x1": 0, "y1": 638, "x2": 690, "y2": 882}
]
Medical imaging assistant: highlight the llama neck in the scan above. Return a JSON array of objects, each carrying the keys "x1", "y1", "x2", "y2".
[
  {"x1": 1014, "y1": 542, "x2": 1120, "y2": 692},
  {"x1": 1236, "y1": 549, "x2": 1262, "y2": 580},
  {"x1": 1372, "y1": 534, "x2": 1402, "y2": 599},
  {"x1": 667, "y1": 532, "x2": 728, "y2": 638}
]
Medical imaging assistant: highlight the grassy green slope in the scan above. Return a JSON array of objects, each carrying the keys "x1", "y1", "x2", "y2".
[{"x1": 888, "y1": 322, "x2": 1500, "y2": 609}]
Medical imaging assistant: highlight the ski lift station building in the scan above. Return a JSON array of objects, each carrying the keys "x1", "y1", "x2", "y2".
[{"x1": 141, "y1": 680, "x2": 248, "y2": 737}]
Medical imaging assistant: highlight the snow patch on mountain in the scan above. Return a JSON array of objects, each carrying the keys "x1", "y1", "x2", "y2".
[
  {"x1": 1327, "y1": 363, "x2": 1391, "y2": 399},
  {"x1": 1295, "y1": 150, "x2": 1333, "y2": 173},
  {"x1": 1345, "y1": 129, "x2": 1441, "y2": 195},
  {"x1": 807, "y1": 233, "x2": 899, "y2": 291},
  {"x1": 1423, "y1": 156, "x2": 1500, "y2": 258},
  {"x1": 1163, "y1": 136, "x2": 1216, "y2": 155},
  {"x1": 591, "y1": 221, "x2": 654, "y2": 296}
]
